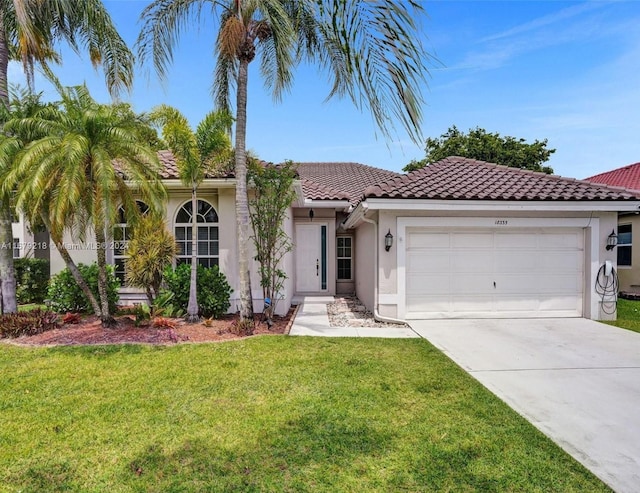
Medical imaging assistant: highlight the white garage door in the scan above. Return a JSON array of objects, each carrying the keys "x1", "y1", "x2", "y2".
[{"x1": 406, "y1": 228, "x2": 584, "y2": 319}]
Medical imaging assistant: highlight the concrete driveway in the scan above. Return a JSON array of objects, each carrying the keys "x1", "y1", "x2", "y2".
[{"x1": 410, "y1": 318, "x2": 640, "y2": 493}]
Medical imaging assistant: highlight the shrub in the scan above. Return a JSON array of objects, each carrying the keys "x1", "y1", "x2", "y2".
[
  {"x1": 14, "y1": 258, "x2": 50, "y2": 304},
  {"x1": 162, "y1": 263, "x2": 232, "y2": 318},
  {"x1": 0, "y1": 309, "x2": 59, "y2": 338},
  {"x1": 47, "y1": 263, "x2": 120, "y2": 314},
  {"x1": 125, "y1": 216, "x2": 177, "y2": 304}
]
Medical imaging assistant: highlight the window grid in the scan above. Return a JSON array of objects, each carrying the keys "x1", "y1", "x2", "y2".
[
  {"x1": 175, "y1": 200, "x2": 219, "y2": 268},
  {"x1": 337, "y1": 236, "x2": 353, "y2": 281}
]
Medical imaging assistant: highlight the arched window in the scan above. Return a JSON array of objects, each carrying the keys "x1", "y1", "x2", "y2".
[
  {"x1": 174, "y1": 200, "x2": 219, "y2": 268},
  {"x1": 113, "y1": 201, "x2": 149, "y2": 283}
]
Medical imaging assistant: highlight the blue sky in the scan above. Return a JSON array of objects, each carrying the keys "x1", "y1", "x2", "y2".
[{"x1": 8, "y1": 0, "x2": 640, "y2": 178}]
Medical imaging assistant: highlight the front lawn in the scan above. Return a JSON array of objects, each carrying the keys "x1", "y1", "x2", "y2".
[
  {"x1": 607, "y1": 297, "x2": 640, "y2": 333},
  {"x1": 0, "y1": 337, "x2": 607, "y2": 492}
]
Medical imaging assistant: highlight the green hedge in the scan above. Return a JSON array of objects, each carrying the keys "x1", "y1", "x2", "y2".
[
  {"x1": 47, "y1": 263, "x2": 120, "y2": 314},
  {"x1": 14, "y1": 258, "x2": 50, "y2": 304},
  {"x1": 162, "y1": 263, "x2": 232, "y2": 318}
]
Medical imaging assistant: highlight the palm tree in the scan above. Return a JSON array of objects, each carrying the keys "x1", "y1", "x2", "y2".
[
  {"x1": 150, "y1": 105, "x2": 233, "y2": 322},
  {"x1": 137, "y1": 0, "x2": 431, "y2": 324},
  {"x1": 0, "y1": 0, "x2": 134, "y2": 313},
  {"x1": 0, "y1": 86, "x2": 104, "y2": 315},
  {"x1": 4, "y1": 85, "x2": 166, "y2": 326}
]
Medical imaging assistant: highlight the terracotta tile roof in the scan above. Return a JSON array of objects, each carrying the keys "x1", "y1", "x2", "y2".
[
  {"x1": 156, "y1": 149, "x2": 234, "y2": 179},
  {"x1": 362, "y1": 157, "x2": 639, "y2": 202},
  {"x1": 585, "y1": 162, "x2": 640, "y2": 192},
  {"x1": 157, "y1": 150, "x2": 180, "y2": 178},
  {"x1": 295, "y1": 162, "x2": 401, "y2": 205}
]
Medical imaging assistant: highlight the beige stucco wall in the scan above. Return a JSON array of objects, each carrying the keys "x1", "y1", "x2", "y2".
[
  {"x1": 45, "y1": 185, "x2": 294, "y2": 316},
  {"x1": 358, "y1": 208, "x2": 620, "y2": 321},
  {"x1": 616, "y1": 213, "x2": 640, "y2": 292},
  {"x1": 354, "y1": 221, "x2": 375, "y2": 312}
]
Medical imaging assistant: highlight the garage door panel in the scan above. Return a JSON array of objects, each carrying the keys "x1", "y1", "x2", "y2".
[
  {"x1": 495, "y1": 233, "x2": 540, "y2": 248},
  {"x1": 407, "y1": 273, "x2": 450, "y2": 294},
  {"x1": 451, "y1": 233, "x2": 493, "y2": 248},
  {"x1": 540, "y1": 252, "x2": 583, "y2": 271},
  {"x1": 452, "y1": 275, "x2": 494, "y2": 294},
  {"x1": 451, "y1": 252, "x2": 493, "y2": 273},
  {"x1": 495, "y1": 252, "x2": 537, "y2": 272},
  {"x1": 405, "y1": 228, "x2": 584, "y2": 319},
  {"x1": 539, "y1": 295, "x2": 582, "y2": 311},
  {"x1": 408, "y1": 232, "x2": 449, "y2": 248},
  {"x1": 407, "y1": 295, "x2": 450, "y2": 313},
  {"x1": 408, "y1": 252, "x2": 449, "y2": 273},
  {"x1": 542, "y1": 232, "x2": 582, "y2": 249},
  {"x1": 451, "y1": 296, "x2": 494, "y2": 312}
]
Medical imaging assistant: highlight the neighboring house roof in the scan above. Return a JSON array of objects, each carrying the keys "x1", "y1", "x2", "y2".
[
  {"x1": 584, "y1": 162, "x2": 640, "y2": 192},
  {"x1": 296, "y1": 162, "x2": 401, "y2": 205},
  {"x1": 362, "y1": 156, "x2": 639, "y2": 202}
]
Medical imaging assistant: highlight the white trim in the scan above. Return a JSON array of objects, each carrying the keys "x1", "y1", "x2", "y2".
[
  {"x1": 396, "y1": 216, "x2": 599, "y2": 320},
  {"x1": 303, "y1": 199, "x2": 351, "y2": 209},
  {"x1": 363, "y1": 198, "x2": 640, "y2": 212},
  {"x1": 378, "y1": 293, "x2": 398, "y2": 305}
]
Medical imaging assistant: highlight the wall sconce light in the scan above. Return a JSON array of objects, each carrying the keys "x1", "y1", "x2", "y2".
[
  {"x1": 606, "y1": 229, "x2": 618, "y2": 251},
  {"x1": 384, "y1": 229, "x2": 394, "y2": 252},
  {"x1": 309, "y1": 208, "x2": 314, "y2": 221}
]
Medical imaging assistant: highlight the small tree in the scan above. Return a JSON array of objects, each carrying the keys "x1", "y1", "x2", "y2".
[
  {"x1": 404, "y1": 126, "x2": 555, "y2": 173},
  {"x1": 125, "y1": 215, "x2": 177, "y2": 305},
  {"x1": 248, "y1": 160, "x2": 297, "y2": 325}
]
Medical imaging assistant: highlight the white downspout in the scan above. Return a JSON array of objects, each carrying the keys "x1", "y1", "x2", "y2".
[{"x1": 361, "y1": 215, "x2": 407, "y2": 325}]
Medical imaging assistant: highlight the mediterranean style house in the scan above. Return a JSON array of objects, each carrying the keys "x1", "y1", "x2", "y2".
[{"x1": 12, "y1": 154, "x2": 640, "y2": 320}]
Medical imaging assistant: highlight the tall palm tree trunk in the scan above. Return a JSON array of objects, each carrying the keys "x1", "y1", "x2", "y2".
[
  {"x1": 95, "y1": 222, "x2": 116, "y2": 327},
  {"x1": 0, "y1": 21, "x2": 17, "y2": 314},
  {"x1": 235, "y1": 59, "x2": 253, "y2": 322},
  {"x1": 186, "y1": 185, "x2": 199, "y2": 322}
]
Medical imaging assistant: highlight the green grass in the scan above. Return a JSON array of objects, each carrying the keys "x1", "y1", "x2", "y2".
[
  {"x1": 0, "y1": 337, "x2": 608, "y2": 492},
  {"x1": 607, "y1": 298, "x2": 640, "y2": 333}
]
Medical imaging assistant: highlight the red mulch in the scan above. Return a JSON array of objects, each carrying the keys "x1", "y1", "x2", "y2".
[{"x1": 4, "y1": 307, "x2": 296, "y2": 347}]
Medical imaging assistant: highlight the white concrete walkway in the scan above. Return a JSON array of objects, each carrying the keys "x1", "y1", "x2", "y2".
[{"x1": 289, "y1": 297, "x2": 419, "y2": 338}]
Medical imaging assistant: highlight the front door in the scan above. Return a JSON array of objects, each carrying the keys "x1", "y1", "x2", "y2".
[{"x1": 295, "y1": 223, "x2": 327, "y2": 292}]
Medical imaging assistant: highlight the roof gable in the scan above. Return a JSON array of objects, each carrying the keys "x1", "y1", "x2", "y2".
[
  {"x1": 362, "y1": 157, "x2": 638, "y2": 202},
  {"x1": 296, "y1": 162, "x2": 401, "y2": 205}
]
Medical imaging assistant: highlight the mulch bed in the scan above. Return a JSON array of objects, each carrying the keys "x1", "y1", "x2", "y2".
[{"x1": 3, "y1": 307, "x2": 297, "y2": 347}]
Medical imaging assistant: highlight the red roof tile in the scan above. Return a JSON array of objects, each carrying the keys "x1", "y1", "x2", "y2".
[
  {"x1": 363, "y1": 157, "x2": 639, "y2": 202},
  {"x1": 296, "y1": 162, "x2": 401, "y2": 205},
  {"x1": 585, "y1": 162, "x2": 640, "y2": 192}
]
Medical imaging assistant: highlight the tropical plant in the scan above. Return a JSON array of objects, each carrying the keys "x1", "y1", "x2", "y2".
[
  {"x1": 248, "y1": 159, "x2": 296, "y2": 324},
  {"x1": 125, "y1": 214, "x2": 177, "y2": 305},
  {"x1": 13, "y1": 257, "x2": 49, "y2": 304},
  {"x1": 149, "y1": 105, "x2": 233, "y2": 322},
  {"x1": 47, "y1": 263, "x2": 120, "y2": 314},
  {"x1": 137, "y1": 0, "x2": 432, "y2": 326},
  {"x1": 404, "y1": 126, "x2": 556, "y2": 173},
  {"x1": 162, "y1": 263, "x2": 232, "y2": 319},
  {"x1": 4, "y1": 85, "x2": 166, "y2": 326},
  {"x1": 0, "y1": 0, "x2": 134, "y2": 315}
]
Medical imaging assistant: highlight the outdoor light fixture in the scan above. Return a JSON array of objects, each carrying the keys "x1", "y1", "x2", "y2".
[
  {"x1": 606, "y1": 229, "x2": 618, "y2": 251},
  {"x1": 384, "y1": 229, "x2": 394, "y2": 252},
  {"x1": 309, "y1": 208, "x2": 314, "y2": 221}
]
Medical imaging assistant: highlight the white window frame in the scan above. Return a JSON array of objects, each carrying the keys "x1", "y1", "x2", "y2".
[
  {"x1": 336, "y1": 235, "x2": 353, "y2": 281},
  {"x1": 174, "y1": 200, "x2": 220, "y2": 268}
]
